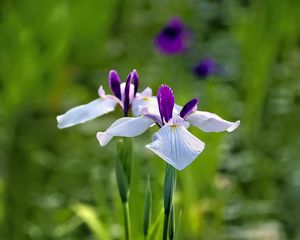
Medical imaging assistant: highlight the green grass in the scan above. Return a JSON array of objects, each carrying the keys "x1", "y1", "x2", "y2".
[{"x1": 1, "y1": 0, "x2": 300, "y2": 239}]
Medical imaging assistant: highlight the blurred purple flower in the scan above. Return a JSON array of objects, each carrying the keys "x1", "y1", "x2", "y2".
[
  {"x1": 155, "y1": 17, "x2": 191, "y2": 55},
  {"x1": 193, "y1": 58, "x2": 219, "y2": 79}
]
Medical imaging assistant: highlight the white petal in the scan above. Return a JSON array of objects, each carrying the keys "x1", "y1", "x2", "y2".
[
  {"x1": 139, "y1": 87, "x2": 152, "y2": 98},
  {"x1": 96, "y1": 116, "x2": 155, "y2": 146},
  {"x1": 132, "y1": 96, "x2": 159, "y2": 116},
  {"x1": 173, "y1": 104, "x2": 183, "y2": 114},
  {"x1": 57, "y1": 98, "x2": 117, "y2": 129},
  {"x1": 146, "y1": 125, "x2": 205, "y2": 170},
  {"x1": 96, "y1": 118, "x2": 129, "y2": 146},
  {"x1": 186, "y1": 111, "x2": 240, "y2": 133},
  {"x1": 98, "y1": 85, "x2": 106, "y2": 98}
]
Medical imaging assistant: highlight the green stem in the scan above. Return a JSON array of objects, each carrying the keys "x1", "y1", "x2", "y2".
[
  {"x1": 163, "y1": 211, "x2": 170, "y2": 240},
  {"x1": 123, "y1": 201, "x2": 130, "y2": 240},
  {"x1": 163, "y1": 165, "x2": 177, "y2": 240},
  {"x1": 169, "y1": 204, "x2": 175, "y2": 240}
]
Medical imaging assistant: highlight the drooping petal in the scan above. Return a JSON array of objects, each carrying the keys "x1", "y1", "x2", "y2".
[
  {"x1": 96, "y1": 118, "x2": 129, "y2": 146},
  {"x1": 97, "y1": 116, "x2": 155, "y2": 146},
  {"x1": 132, "y1": 69, "x2": 139, "y2": 96},
  {"x1": 57, "y1": 98, "x2": 117, "y2": 129},
  {"x1": 109, "y1": 70, "x2": 121, "y2": 99},
  {"x1": 146, "y1": 124, "x2": 205, "y2": 170},
  {"x1": 180, "y1": 98, "x2": 198, "y2": 119},
  {"x1": 157, "y1": 84, "x2": 174, "y2": 123},
  {"x1": 186, "y1": 111, "x2": 240, "y2": 132}
]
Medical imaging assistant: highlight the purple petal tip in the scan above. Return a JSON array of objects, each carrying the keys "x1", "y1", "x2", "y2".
[
  {"x1": 180, "y1": 98, "x2": 198, "y2": 119},
  {"x1": 109, "y1": 70, "x2": 121, "y2": 99},
  {"x1": 157, "y1": 84, "x2": 175, "y2": 123},
  {"x1": 132, "y1": 69, "x2": 139, "y2": 96},
  {"x1": 123, "y1": 72, "x2": 133, "y2": 116}
]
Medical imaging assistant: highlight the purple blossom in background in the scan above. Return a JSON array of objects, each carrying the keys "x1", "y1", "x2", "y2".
[
  {"x1": 193, "y1": 58, "x2": 219, "y2": 79},
  {"x1": 155, "y1": 17, "x2": 191, "y2": 55}
]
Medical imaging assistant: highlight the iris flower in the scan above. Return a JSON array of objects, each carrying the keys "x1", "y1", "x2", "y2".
[
  {"x1": 97, "y1": 85, "x2": 240, "y2": 170},
  {"x1": 57, "y1": 69, "x2": 155, "y2": 129},
  {"x1": 155, "y1": 17, "x2": 192, "y2": 55},
  {"x1": 193, "y1": 58, "x2": 219, "y2": 79}
]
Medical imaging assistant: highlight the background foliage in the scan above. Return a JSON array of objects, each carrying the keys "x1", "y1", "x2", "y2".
[{"x1": 1, "y1": 0, "x2": 300, "y2": 239}]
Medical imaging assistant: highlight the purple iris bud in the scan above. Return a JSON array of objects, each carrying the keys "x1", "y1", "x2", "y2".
[
  {"x1": 193, "y1": 58, "x2": 217, "y2": 78},
  {"x1": 157, "y1": 84, "x2": 174, "y2": 123},
  {"x1": 180, "y1": 98, "x2": 198, "y2": 119},
  {"x1": 123, "y1": 72, "x2": 133, "y2": 117},
  {"x1": 155, "y1": 17, "x2": 191, "y2": 55},
  {"x1": 109, "y1": 70, "x2": 122, "y2": 99},
  {"x1": 132, "y1": 69, "x2": 139, "y2": 97}
]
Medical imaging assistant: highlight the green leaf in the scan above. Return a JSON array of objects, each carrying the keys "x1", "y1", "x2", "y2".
[
  {"x1": 164, "y1": 165, "x2": 176, "y2": 215},
  {"x1": 143, "y1": 176, "x2": 152, "y2": 237},
  {"x1": 147, "y1": 208, "x2": 164, "y2": 240},
  {"x1": 169, "y1": 204, "x2": 175, "y2": 240},
  {"x1": 116, "y1": 138, "x2": 133, "y2": 203},
  {"x1": 71, "y1": 203, "x2": 109, "y2": 240}
]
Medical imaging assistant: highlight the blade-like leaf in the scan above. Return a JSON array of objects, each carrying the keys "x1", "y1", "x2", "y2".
[
  {"x1": 72, "y1": 203, "x2": 109, "y2": 240},
  {"x1": 143, "y1": 176, "x2": 152, "y2": 237}
]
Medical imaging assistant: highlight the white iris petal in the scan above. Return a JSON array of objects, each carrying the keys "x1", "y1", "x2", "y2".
[
  {"x1": 186, "y1": 111, "x2": 240, "y2": 132},
  {"x1": 146, "y1": 124, "x2": 205, "y2": 170},
  {"x1": 96, "y1": 118, "x2": 129, "y2": 146},
  {"x1": 97, "y1": 116, "x2": 155, "y2": 146},
  {"x1": 132, "y1": 96, "x2": 158, "y2": 117},
  {"x1": 57, "y1": 98, "x2": 117, "y2": 129}
]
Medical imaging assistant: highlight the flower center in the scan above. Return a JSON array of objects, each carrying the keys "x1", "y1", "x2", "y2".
[{"x1": 163, "y1": 26, "x2": 180, "y2": 39}]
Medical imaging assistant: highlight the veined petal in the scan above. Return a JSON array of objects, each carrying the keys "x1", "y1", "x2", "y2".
[
  {"x1": 97, "y1": 116, "x2": 155, "y2": 146},
  {"x1": 186, "y1": 111, "x2": 240, "y2": 132},
  {"x1": 57, "y1": 98, "x2": 117, "y2": 129},
  {"x1": 146, "y1": 124, "x2": 205, "y2": 170}
]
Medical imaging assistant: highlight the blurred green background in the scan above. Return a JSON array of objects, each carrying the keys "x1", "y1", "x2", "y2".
[{"x1": 1, "y1": 0, "x2": 300, "y2": 239}]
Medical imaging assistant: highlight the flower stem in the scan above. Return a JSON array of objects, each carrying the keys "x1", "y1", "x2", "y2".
[
  {"x1": 169, "y1": 204, "x2": 175, "y2": 240},
  {"x1": 123, "y1": 201, "x2": 130, "y2": 240},
  {"x1": 163, "y1": 211, "x2": 170, "y2": 240},
  {"x1": 163, "y1": 164, "x2": 177, "y2": 240}
]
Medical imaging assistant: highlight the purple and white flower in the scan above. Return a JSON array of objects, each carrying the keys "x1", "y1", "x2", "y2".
[
  {"x1": 57, "y1": 69, "x2": 155, "y2": 129},
  {"x1": 97, "y1": 85, "x2": 240, "y2": 170},
  {"x1": 155, "y1": 17, "x2": 192, "y2": 55}
]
